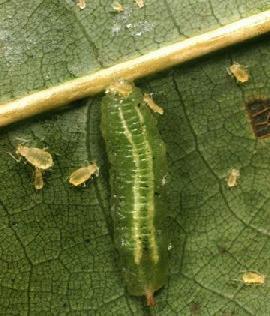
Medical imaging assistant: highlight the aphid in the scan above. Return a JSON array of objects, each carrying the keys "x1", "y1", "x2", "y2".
[
  {"x1": 227, "y1": 168, "x2": 240, "y2": 187},
  {"x1": 106, "y1": 80, "x2": 133, "y2": 97},
  {"x1": 242, "y1": 271, "x2": 265, "y2": 285},
  {"x1": 101, "y1": 81, "x2": 168, "y2": 306},
  {"x1": 69, "y1": 163, "x2": 99, "y2": 186},
  {"x1": 135, "y1": 0, "x2": 145, "y2": 8},
  {"x1": 76, "y1": 0, "x2": 86, "y2": 9},
  {"x1": 143, "y1": 93, "x2": 164, "y2": 115},
  {"x1": 162, "y1": 175, "x2": 167, "y2": 186},
  {"x1": 228, "y1": 63, "x2": 249, "y2": 84},
  {"x1": 16, "y1": 145, "x2": 53, "y2": 190},
  {"x1": 34, "y1": 168, "x2": 44, "y2": 190},
  {"x1": 16, "y1": 145, "x2": 53, "y2": 170},
  {"x1": 112, "y1": 1, "x2": 124, "y2": 13}
]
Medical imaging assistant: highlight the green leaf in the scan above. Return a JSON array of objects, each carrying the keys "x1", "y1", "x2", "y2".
[{"x1": 1, "y1": 1, "x2": 270, "y2": 315}]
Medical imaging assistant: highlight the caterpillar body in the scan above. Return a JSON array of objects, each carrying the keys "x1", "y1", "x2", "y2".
[{"x1": 101, "y1": 82, "x2": 168, "y2": 305}]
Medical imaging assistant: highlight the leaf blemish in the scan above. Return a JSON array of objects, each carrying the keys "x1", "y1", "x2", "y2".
[
  {"x1": 246, "y1": 98, "x2": 270, "y2": 138},
  {"x1": 190, "y1": 302, "x2": 201, "y2": 315}
]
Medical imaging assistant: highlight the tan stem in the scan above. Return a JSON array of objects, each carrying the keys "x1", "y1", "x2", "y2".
[{"x1": 1, "y1": 10, "x2": 270, "y2": 127}]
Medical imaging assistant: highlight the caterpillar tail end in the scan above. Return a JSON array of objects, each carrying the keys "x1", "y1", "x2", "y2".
[{"x1": 145, "y1": 290, "x2": 155, "y2": 307}]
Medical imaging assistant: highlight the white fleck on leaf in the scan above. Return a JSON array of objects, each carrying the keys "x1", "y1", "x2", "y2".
[{"x1": 111, "y1": 24, "x2": 122, "y2": 35}]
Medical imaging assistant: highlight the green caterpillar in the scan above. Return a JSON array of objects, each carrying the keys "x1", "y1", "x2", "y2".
[{"x1": 101, "y1": 81, "x2": 168, "y2": 305}]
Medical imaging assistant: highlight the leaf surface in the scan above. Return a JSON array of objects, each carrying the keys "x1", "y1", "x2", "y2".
[{"x1": 1, "y1": 1, "x2": 270, "y2": 315}]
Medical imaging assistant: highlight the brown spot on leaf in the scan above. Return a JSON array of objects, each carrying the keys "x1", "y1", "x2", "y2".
[
  {"x1": 246, "y1": 98, "x2": 270, "y2": 138},
  {"x1": 190, "y1": 302, "x2": 201, "y2": 315}
]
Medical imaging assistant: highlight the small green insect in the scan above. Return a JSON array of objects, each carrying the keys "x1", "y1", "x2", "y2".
[
  {"x1": 16, "y1": 145, "x2": 53, "y2": 170},
  {"x1": 76, "y1": 0, "x2": 86, "y2": 10},
  {"x1": 228, "y1": 62, "x2": 249, "y2": 84},
  {"x1": 143, "y1": 93, "x2": 164, "y2": 115},
  {"x1": 242, "y1": 271, "x2": 265, "y2": 285},
  {"x1": 135, "y1": 0, "x2": 144, "y2": 8},
  {"x1": 69, "y1": 162, "x2": 99, "y2": 186},
  {"x1": 112, "y1": 1, "x2": 124, "y2": 12},
  {"x1": 101, "y1": 81, "x2": 168, "y2": 306},
  {"x1": 16, "y1": 145, "x2": 53, "y2": 190},
  {"x1": 227, "y1": 168, "x2": 240, "y2": 188}
]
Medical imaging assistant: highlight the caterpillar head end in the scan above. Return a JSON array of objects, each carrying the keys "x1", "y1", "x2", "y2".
[{"x1": 145, "y1": 290, "x2": 155, "y2": 307}]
